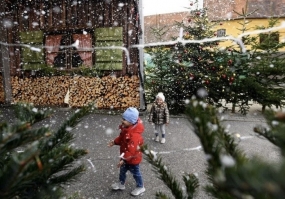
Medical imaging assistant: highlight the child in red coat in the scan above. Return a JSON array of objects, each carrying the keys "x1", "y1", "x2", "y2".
[{"x1": 108, "y1": 107, "x2": 145, "y2": 196}]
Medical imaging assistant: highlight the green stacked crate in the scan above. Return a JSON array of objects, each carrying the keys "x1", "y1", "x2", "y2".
[
  {"x1": 95, "y1": 27, "x2": 123, "y2": 70},
  {"x1": 19, "y1": 31, "x2": 46, "y2": 70}
]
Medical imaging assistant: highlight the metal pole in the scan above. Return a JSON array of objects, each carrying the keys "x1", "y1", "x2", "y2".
[{"x1": 137, "y1": 0, "x2": 146, "y2": 111}]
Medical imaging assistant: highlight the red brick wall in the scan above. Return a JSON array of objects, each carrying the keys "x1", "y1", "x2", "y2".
[
  {"x1": 144, "y1": 12, "x2": 189, "y2": 43},
  {"x1": 203, "y1": 0, "x2": 236, "y2": 21},
  {"x1": 204, "y1": 0, "x2": 285, "y2": 21}
]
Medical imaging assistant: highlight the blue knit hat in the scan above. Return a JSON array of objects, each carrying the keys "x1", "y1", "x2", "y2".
[{"x1": 122, "y1": 107, "x2": 139, "y2": 124}]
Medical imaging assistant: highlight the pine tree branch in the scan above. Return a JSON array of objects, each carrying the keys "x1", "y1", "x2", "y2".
[
  {"x1": 220, "y1": 159, "x2": 285, "y2": 199},
  {"x1": 155, "y1": 191, "x2": 171, "y2": 199},
  {"x1": 0, "y1": 103, "x2": 91, "y2": 198},
  {"x1": 142, "y1": 145, "x2": 199, "y2": 199},
  {"x1": 185, "y1": 99, "x2": 285, "y2": 198},
  {"x1": 39, "y1": 146, "x2": 87, "y2": 179},
  {"x1": 183, "y1": 174, "x2": 199, "y2": 199},
  {"x1": 40, "y1": 105, "x2": 91, "y2": 152},
  {"x1": 254, "y1": 110, "x2": 285, "y2": 156},
  {"x1": 0, "y1": 126, "x2": 50, "y2": 154},
  {"x1": 49, "y1": 165, "x2": 86, "y2": 185},
  {"x1": 13, "y1": 103, "x2": 52, "y2": 124},
  {"x1": 0, "y1": 141, "x2": 40, "y2": 198}
]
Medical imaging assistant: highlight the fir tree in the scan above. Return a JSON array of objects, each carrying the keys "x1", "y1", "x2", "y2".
[
  {"x1": 145, "y1": 1, "x2": 238, "y2": 114},
  {"x1": 246, "y1": 17, "x2": 285, "y2": 112},
  {"x1": 223, "y1": 3, "x2": 285, "y2": 114},
  {"x1": 145, "y1": 0, "x2": 285, "y2": 115},
  {"x1": 144, "y1": 26, "x2": 177, "y2": 112},
  {"x1": 170, "y1": 5, "x2": 238, "y2": 112},
  {"x1": 0, "y1": 103, "x2": 91, "y2": 199}
]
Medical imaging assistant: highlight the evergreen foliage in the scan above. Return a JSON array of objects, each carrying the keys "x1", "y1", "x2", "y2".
[
  {"x1": 144, "y1": 26, "x2": 176, "y2": 111},
  {"x1": 0, "y1": 103, "x2": 91, "y2": 199},
  {"x1": 145, "y1": 1, "x2": 285, "y2": 115},
  {"x1": 143, "y1": 98, "x2": 285, "y2": 199},
  {"x1": 229, "y1": 8, "x2": 285, "y2": 113},
  {"x1": 142, "y1": 145, "x2": 199, "y2": 199},
  {"x1": 145, "y1": 4, "x2": 238, "y2": 114},
  {"x1": 246, "y1": 18, "x2": 285, "y2": 111}
]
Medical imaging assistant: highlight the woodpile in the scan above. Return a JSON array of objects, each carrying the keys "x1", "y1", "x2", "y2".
[
  {"x1": 93, "y1": 75, "x2": 140, "y2": 109},
  {"x1": 12, "y1": 76, "x2": 69, "y2": 106},
  {"x1": 10, "y1": 75, "x2": 140, "y2": 109}
]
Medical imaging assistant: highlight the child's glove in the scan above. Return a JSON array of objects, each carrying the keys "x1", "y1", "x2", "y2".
[
  {"x1": 108, "y1": 140, "x2": 115, "y2": 147},
  {"x1": 117, "y1": 160, "x2": 124, "y2": 168}
]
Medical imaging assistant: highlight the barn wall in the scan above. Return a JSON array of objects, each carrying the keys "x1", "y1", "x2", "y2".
[
  {"x1": 1, "y1": 0, "x2": 144, "y2": 109},
  {"x1": 7, "y1": 0, "x2": 141, "y2": 76}
]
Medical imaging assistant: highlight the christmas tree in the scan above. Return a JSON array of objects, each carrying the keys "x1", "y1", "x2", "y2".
[
  {"x1": 222, "y1": 4, "x2": 285, "y2": 114},
  {"x1": 0, "y1": 103, "x2": 91, "y2": 198},
  {"x1": 145, "y1": 0, "x2": 285, "y2": 115},
  {"x1": 173, "y1": 5, "x2": 238, "y2": 113},
  {"x1": 244, "y1": 17, "x2": 285, "y2": 112},
  {"x1": 145, "y1": 2, "x2": 238, "y2": 114},
  {"x1": 145, "y1": 26, "x2": 172, "y2": 96},
  {"x1": 144, "y1": 26, "x2": 178, "y2": 112}
]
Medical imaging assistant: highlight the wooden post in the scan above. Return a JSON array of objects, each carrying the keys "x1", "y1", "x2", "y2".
[{"x1": 0, "y1": 1, "x2": 12, "y2": 104}]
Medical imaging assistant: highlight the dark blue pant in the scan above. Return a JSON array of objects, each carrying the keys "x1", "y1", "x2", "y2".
[{"x1": 119, "y1": 163, "x2": 143, "y2": 187}]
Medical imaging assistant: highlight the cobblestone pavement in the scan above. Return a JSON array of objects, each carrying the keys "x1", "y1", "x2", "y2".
[{"x1": 0, "y1": 104, "x2": 282, "y2": 199}]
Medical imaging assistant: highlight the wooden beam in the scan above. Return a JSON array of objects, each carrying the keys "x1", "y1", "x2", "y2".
[{"x1": 0, "y1": 1, "x2": 13, "y2": 104}]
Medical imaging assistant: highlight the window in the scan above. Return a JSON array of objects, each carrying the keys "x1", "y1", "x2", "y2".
[
  {"x1": 259, "y1": 32, "x2": 279, "y2": 49},
  {"x1": 45, "y1": 32, "x2": 93, "y2": 69},
  {"x1": 217, "y1": 29, "x2": 226, "y2": 37}
]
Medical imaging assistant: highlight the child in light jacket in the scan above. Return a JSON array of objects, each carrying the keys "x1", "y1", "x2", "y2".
[{"x1": 148, "y1": 92, "x2": 169, "y2": 144}]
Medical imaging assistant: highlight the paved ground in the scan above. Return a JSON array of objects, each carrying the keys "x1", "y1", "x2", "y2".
[{"x1": 0, "y1": 104, "x2": 282, "y2": 199}]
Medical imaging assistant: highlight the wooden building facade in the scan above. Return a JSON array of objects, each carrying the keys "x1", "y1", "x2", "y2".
[{"x1": 0, "y1": 0, "x2": 145, "y2": 110}]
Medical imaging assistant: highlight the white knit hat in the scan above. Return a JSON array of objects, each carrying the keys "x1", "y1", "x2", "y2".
[{"x1": 156, "y1": 92, "x2": 165, "y2": 102}]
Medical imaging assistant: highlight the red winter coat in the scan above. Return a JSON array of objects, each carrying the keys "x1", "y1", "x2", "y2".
[{"x1": 114, "y1": 118, "x2": 144, "y2": 165}]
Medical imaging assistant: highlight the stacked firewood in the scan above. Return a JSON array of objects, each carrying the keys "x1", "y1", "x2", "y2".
[
  {"x1": 11, "y1": 75, "x2": 140, "y2": 109},
  {"x1": 94, "y1": 75, "x2": 140, "y2": 109},
  {"x1": 68, "y1": 76, "x2": 102, "y2": 107},
  {"x1": 12, "y1": 76, "x2": 69, "y2": 105}
]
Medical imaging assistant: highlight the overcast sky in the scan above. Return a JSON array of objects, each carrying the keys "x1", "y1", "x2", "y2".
[{"x1": 142, "y1": 0, "x2": 203, "y2": 16}]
